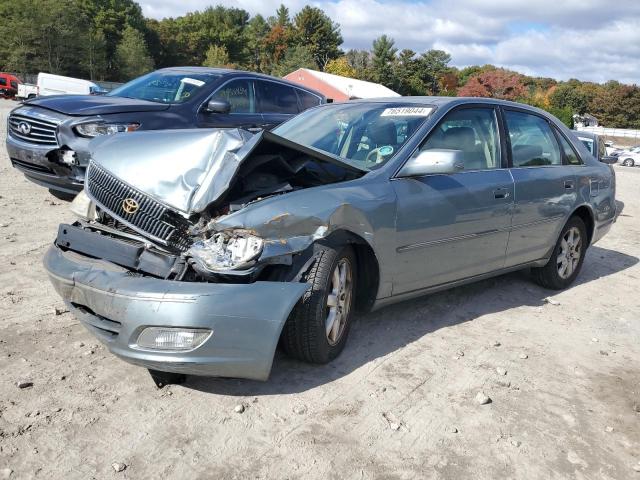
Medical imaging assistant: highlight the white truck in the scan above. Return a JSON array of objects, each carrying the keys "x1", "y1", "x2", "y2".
[
  {"x1": 37, "y1": 72, "x2": 105, "y2": 96},
  {"x1": 16, "y1": 83, "x2": 38, "y2": 100}
]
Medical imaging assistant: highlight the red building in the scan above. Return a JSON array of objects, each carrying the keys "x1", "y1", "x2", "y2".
[{"x1": 284, "y1": 68, "x2": 400, "y2": 102}]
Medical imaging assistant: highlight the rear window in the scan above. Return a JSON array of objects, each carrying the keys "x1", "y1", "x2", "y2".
[
  {"x1": 297, "y1": 89, "x2": 322, "y2": 110},
  {"x1": 256, "y1": 81, "x2": 299, "y2": 114},
  {"x1": 505, "y1": 111, "x2": 562, "y2": 167}
]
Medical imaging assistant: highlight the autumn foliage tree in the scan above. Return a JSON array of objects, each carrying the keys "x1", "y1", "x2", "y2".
[{"x1": 457, "y1": 69, "x2": 527, "y2": 100}]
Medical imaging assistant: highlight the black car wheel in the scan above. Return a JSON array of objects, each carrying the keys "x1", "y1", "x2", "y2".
[
  {"x1": 622, "y1": 158, "x2": 634, "y2": 167},
  {"x1": 531, "y1": 216, "x2": 587, "y2": 290},
  {"x1": 281, "y1": 244, "x2": 356, "y2": 364}
]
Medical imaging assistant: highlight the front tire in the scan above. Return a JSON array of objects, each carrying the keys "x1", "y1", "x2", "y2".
[
  {"x1": 622, "y1": 158, "x2": 634, "y2": 167},
  {"x1": 282, "y1": 244, "x2": 356, "y2": 364},
  {"x1": 531, "y1": 216, "x2": 587, "y2": 290}
]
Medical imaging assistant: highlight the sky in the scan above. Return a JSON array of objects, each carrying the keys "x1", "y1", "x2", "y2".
[{"x1": 139, "y1": 0, "x2": 640, "y2": 84}]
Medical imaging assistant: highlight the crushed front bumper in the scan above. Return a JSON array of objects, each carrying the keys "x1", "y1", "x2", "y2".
[{"x1": 44, "y1": 245, "x2": 308, "y2": 380}]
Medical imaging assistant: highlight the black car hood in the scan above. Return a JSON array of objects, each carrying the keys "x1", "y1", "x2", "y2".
[{"x1": 26, "y1": 95, "x2": 171, "y2": 116}]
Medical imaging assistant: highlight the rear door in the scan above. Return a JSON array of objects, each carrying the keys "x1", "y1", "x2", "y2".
[
  {"x1": 254, "y1": 80, "x2": 300, "y2": 130},
  {"x1": 503, "y1": 108, "x2": 577, "y2": 267},
  {"x1": 392, "y1": 105, "x2": 514, "y2": 294},
  {"x1": 197, "y1": 78, "x2": 263, "y2": 130}
]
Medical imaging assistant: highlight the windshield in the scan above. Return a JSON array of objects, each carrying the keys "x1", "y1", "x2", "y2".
[
  {"x1": 579, "y1": 138, "x2": 595, "y2": 154},
  {"x1": 273, "y1": 103, "x2": 434, "y2": 170},
  {"x1": 108, "y1": 71, "x2": 221, "y2": 104}
]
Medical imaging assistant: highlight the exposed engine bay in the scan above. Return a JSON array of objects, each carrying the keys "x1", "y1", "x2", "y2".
[{"x1": 60, "y1": 129, "x2": 365, "y2": 285}]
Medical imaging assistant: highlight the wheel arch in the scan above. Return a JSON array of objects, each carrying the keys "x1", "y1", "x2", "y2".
[
  {"x1": 321, "y1": 229, "x2": 381, "y2": 313},
  {"x1": 571, "y1": 204, "x2": 595, "y2": 246}
]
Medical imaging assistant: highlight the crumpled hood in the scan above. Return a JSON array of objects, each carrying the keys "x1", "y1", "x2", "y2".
[{"x1": 89, "y1": 128, "x2": 258, "y2": 214}]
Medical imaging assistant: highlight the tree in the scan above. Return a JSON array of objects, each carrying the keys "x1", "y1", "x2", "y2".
[
  {"x1": 325, "y1": 57, "x2": 356, "y2": 78},
  {"x1": 115, "y1": 25, "x2": 154, "y2": 80},
  {"x1": 549, "y1": 83, "x2": 589, "y2": 114},
  {"x1": 371, "y1": 35, "x2": 397, "y2": 88},
  {"x1": 82, "y1": 28, "x2": 108, "y2": 80},
  {"x1": 271, "y1": 45, "x2": 316, "y2": 77},
  {"x1": 345, "y1": 49, "x2": 372, "y2": 80},
  {"x1": 417, "y1": 49, "x2": 451, "y2": 95},
  {"x1": 203, "y1": 44, "x2": 232, "y2": 68},
  {"x1": 245, "y1": 14, "x2": 270, "y2": 71},
  {"x1": 293, "y1": 6, "x2": 342, "y2": 70},
  {"x1": 457, "y1": 69, "x2": 527, "y2": 100}
]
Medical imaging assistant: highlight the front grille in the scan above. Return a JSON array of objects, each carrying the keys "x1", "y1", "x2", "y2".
[
  {"x1": 11, "y1": 157, "x2": 55, "y2": 174},
  {"x1": 86, "y1": 162, "x2": 191, "y2": 251},
  {"x1": 8, "y1": 114, "x2": 59, "y2": 146}
]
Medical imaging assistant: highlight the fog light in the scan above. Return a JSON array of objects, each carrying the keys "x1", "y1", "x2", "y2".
[{"x1": 136, "y1": 327, "x2": 212, "y2": 351}]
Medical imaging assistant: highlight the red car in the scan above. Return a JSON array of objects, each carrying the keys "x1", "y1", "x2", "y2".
[{"x1": 0, "y1": 73, "x2": 20, "y2": 98}]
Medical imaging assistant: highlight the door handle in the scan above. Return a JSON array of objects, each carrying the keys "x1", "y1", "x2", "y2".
[
  {"x1": 493, "y1": 188, "x2": 510, "y2": 199},
  {"x1": 246, "y1": 127, "x2": 262, "y2": 133},
  {"x1": 564, "y1": 180, "x2": 575, "y2": 190}
]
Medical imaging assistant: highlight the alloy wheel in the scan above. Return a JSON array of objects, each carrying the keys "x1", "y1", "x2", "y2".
[
  {"x1": 557, "y1": 226, "x2": 582, "y2": 279},
  {"x1": 325, "y1": 258, "x2": 353, "y2": 345}
]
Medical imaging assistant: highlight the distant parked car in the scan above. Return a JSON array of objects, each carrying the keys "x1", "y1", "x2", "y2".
[
  {"x1": 574, "y1": 131, "x2": 618, "y2": 164},
  {"x1": 0, "y1": 73, "x2": 20, "y2": 98},
  {"x1": 6, "y1": 67, "x2": 325, "y2": 197},
  {"x1": 618, "y1": 150, "x2": 640, "y2": 167}
]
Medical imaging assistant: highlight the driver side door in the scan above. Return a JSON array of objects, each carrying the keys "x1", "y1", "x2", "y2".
[{"x1": 197, "y1": 78, "x2": 264, "y2": 131}]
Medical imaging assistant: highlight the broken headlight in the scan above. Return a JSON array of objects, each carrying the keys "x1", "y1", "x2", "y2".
[
  {"x1": 188, "y1": 231, "x2": 264, "y2": 272},
  {"x1": 74, "y1": 122, "x2": 140, "y2": 138}
]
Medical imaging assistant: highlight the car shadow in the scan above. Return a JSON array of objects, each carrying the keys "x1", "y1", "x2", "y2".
[{"x1": 184, "y1": 245, "x2": 637, "y2": 396}]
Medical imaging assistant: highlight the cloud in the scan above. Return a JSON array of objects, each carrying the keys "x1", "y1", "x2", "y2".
[{"x1": 139, "y1": 0, "x2": 640, "y2": 84}]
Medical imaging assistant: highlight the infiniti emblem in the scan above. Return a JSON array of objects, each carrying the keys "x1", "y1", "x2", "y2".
[{"x1": 17, "y1": 122, "x2": 31, "y2": 135}]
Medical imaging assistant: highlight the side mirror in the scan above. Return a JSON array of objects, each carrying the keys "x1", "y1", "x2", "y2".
[
  {"x1": 600, "y1": 155, "x2": 618, "y2": 165},
  {"x1": 204, "y1": 99, "x2": 231, "y2": 114},
  {"x1": 397, "y1": 149, "x2": 465, "y2": 177}
]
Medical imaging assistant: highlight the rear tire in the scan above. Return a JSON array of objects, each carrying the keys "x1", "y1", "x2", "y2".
[
  {"x1": 531, "y1": 216, "x2": 587, "y2": 290},
  {"x1": 281, "y1": 244, "x2": 356, "y2": 364},
  {"x1": 622, "y1": 158, "x2": 634, "y2": 167}
]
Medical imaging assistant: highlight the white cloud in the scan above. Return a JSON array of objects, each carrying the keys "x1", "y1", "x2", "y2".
[{"x1": 139, "y1": 0, "x2": 640, "y2": 84}]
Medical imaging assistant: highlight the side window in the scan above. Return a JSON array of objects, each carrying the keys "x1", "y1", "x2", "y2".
[
  {"x1": 0, "y1": 78, "x2": 6, "y2": 86},
  {"x1": 211, "y1": 79, "x2": 254, "y2": 113},
  {"x1": 417, "y1": 107, "x2": 502, "y2": 171},
  {"x1": 296, "y1": 89, "x2": 322, "y2": 111},
  {"x1": 555, "y1": 129, "x2": 583, "y2": 165},
  {"x1": 10, "y1": 80, "x2": 18, "y2": 89},
  {"x1": 256, "y1": 81, "x2": 299, "y2": 114},
  {"x1": 505, "y1": 111, "x2": 561, "y2": 167}
]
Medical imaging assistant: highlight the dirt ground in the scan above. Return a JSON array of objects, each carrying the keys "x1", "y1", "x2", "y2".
[{"x1": 0, "y1": 98, "x2": 638, "y2": 480}]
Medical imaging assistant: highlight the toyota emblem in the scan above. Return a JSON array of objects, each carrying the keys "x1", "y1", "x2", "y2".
[
  {"x1": 17, "y1": 122, "x2": 31, "y2": 135},
  {"x1": 122, "y1": 198, "x2": 139, "y2": 214}
]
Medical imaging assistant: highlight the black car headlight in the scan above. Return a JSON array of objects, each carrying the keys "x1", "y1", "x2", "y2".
[{"x1": 188, "y1": 231, "x2": 264, "y2": 272}]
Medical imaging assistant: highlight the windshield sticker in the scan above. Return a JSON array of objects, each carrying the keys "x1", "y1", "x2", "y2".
[
  {"x1": 379, "y1": 145, "x2": 394, "y2": 156},
  {"x1": 181, "y1": 77, "x2": 205, "y2": 87},
  {"x1": 381, "y1": 107, "x2": 433, "y2": 117}
]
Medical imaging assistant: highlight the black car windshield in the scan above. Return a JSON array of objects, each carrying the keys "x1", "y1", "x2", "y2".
[
  {"x1": 273, "y1": 102, "x2": 435, "y2": 169},
  {"x1": 108, "y1": 71, "x2": 221, "y2": 104}
]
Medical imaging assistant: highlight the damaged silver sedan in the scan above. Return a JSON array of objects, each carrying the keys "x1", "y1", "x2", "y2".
[{"x1": 44, "y1": 98, "x2": 616, "y2": 382}]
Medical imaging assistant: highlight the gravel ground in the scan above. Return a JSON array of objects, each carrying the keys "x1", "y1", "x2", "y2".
[{"x1": 0, "y1": 98, "x2": 638, "y2": 479}]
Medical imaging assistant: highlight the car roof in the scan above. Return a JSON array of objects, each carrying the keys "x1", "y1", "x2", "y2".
[
  {"x1": 344, "y1": 95, "x2": 560, "y2": 116},
  {"x1": 155, "y1": 67, "x2": 326, "y2": 98},
  {"x1": 574, "y1": 131, "x2": 599, "y2": 141}
]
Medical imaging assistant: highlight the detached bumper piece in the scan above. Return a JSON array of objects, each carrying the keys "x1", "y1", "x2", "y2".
[{"x1": 44, "y1": 245, "x2": 308, "y2": 380}]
